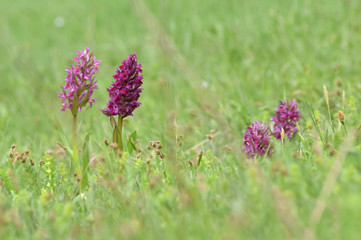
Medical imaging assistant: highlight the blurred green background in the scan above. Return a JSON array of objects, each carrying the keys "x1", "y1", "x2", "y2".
[{"x1": 1, "y1": 0, "x2": 361, "y2": 239}]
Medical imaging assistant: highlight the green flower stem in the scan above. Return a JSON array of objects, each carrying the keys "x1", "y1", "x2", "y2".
[
  {"x1": 72, "y1": 114, "x2": 80, "y2": 175},
  {"x1": 118, "y1": 115, "x2": 123, "y2": 153}
]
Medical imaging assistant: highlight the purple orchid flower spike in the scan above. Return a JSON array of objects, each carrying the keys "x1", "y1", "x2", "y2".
[
  {"x1": 102, "y1": 52, "x2": 143, "y2": 154},
  {"x1": 243, "y1": 121, "x2": 273, "y2": 158},
  {"x1": 58, "y1": 47, "x2": 101, "y2": 116},
  {"x1": 57, "y1": 47, "x2": 101, "y2": 187},
  {"x1": 102, "y1": 52, "x2": 143, "y2": 118},
  {"x1": 271, "y1": 99, "x2": 301, "y2": 140}
]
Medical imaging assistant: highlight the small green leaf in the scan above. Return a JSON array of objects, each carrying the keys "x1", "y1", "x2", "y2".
[{"x1": 127, "y1": 130, "x2": 138, "y2": 154}]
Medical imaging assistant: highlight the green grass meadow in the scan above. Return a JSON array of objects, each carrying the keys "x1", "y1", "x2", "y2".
[{"x1": 1, "y1": 0, "x2": 361, "y2": 239}]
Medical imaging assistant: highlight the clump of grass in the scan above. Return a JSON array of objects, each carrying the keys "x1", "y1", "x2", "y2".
[{"x1": 0, "y1": 168, "x2": 14, "y2": 196}]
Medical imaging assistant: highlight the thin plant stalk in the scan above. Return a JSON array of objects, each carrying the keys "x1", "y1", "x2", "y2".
[
  {"x1": 72, "y1": 114, "x2": 80, "y2": 175},
  {"x1": 323, "y1": 85, "x2": 335, "y2": 133},
  {"x1": 117, "y1": 115, "x2": 124, "y2": 154},
  {"x1": 305, "y1": 102, "x2": 325, "y2": 147}
]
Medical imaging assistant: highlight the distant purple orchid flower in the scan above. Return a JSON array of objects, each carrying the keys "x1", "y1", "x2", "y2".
[
  {"x1": 102, "y1": 52, "x2": 143, "y2": 118},
  {"x1": 58, "y1": 47, "x2": 101, "y2": 116},
  {"x1": 271, "y1": 100, "x2": 301, "y2": 140},
  {"x1": 243, "y1": 121, "x2": 272, "y2": 158}
]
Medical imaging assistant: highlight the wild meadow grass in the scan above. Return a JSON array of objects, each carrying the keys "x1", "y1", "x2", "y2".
[{"x1": 1, "y1": 0, "x2": 361, "y2": 239}]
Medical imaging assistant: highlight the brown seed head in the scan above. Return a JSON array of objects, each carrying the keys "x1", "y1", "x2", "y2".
[
  {"x1": 329, "y1": 149, "x2": 337, "y2": 156},
  {"x1": 118, "y1": 175, "x2": 124, "y2": 183},
  {"x1": 336, "y1": 79, "x2": 342, "y2": 87},
  {"x1": 336, "y1": 90, "x2": 341, "y2": 97},
  {"x1": 110, "y1": 143, "x2": 118, "y2": 150},
  {"x1": 338, "y1": 110, "x2": 345, "y2": 122},
  {"x1": 292, "y1": 151, "x2": 301, "y2": 159},
  {"x1": 46, "y1": 150, "x2": 54, "y2": 155},
  {"x1": 55, "y1": 148, "x2": 65, "y2": 155}
]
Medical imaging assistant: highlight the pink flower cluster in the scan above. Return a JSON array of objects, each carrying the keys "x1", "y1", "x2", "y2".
[
  {"x1": 102, "y1": 53, "x2": 143, "y2": 118},
  {"x1": 271, "y1": 100, "x2": 301, "y2": 140},
  {"x1": 243, "y1": 121, "x2": 272, "y2": 158},
  {"x1": 58, "y1": 47, "x2": 101, "y2": 115},
  {"x1": 243, "y1": 100, "x2": 301, "y2": 158}
]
